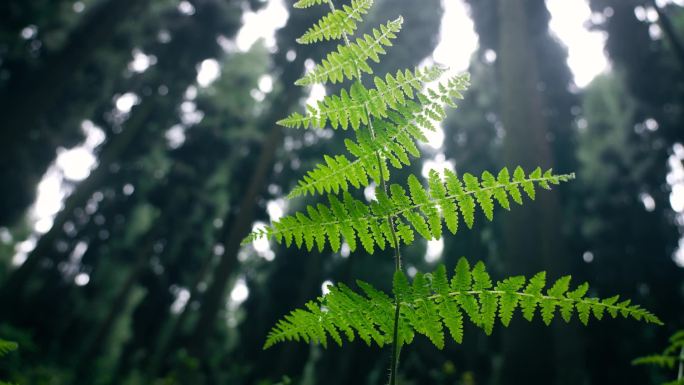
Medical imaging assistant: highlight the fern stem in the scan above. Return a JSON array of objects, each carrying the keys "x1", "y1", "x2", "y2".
[
  {"x1": 678, "y1": 345, "x2": 684, "y2": 381},
  {"x1": 388, "y1": 295, "x2": 402, "y2": 385},
  {"x1": 325, "y1": 1, "x2": 403, "y2": 382}
]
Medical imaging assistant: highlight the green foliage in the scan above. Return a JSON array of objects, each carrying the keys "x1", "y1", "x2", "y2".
[
  {"x1": 286, "y1": 73, "x2": 469, "y2": 198},
  {"x1": 293, "y1": 17, "x2": 403, "y2": 86},
  {"x1": 293, "y1": 0, "x2": 329, "y2": 9},
  {"x1": 297, "y1": 0, "x2": 373, "y2": 44},
  {"x1": 244, "y1": 167, "x2": 574, "y2": 253},
  {"x1": 0, "y1": 339, "x2": 18, "y2": 385},
  {"x1": 243, "y1": 0, "x2": 662, "y2": 382},
  {"x1": 633, "y1": 330, "x2": 684, "y2": 385},
  {"x1": 0, "y1": 339, "x2": 17, "y2": 357},
  {"x1": 263, "y1": 258, "x2": 662, "y2": 349},
  {"x1": 635, "y1": 355, "x2": 681, "y2": 369},
  {"x1": 282, "y1": 66, "x2": 450, "y2": 129}
]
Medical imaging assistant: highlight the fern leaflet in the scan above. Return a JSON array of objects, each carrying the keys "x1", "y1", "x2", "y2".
[
  {"x1": 263, "y1": 258, "x2": 662, "y2": 349},
  {"x1": 244, "y1": 167, "x2": 574, "y2": 253}
]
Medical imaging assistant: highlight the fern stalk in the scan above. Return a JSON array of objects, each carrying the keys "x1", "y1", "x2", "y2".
[
  {"x1": 678, "y1": 345, "x2": 684, "y2": 382},
  {"x1": 323, "y1": 0, "x2": 404, "y2": 382}
]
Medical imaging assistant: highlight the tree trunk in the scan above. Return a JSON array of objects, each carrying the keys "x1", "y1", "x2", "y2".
[
  {"x1": 73, "y1": 229, "x2": 158, "y2": 382},
  {"x1": 648, "y1": 0, "x2": 684, "y2": 71},
  {"x1": 145, "y1": 253, "x2": 214, "y2": 376},
  {"x1": 497, "y1": 0, "x2": 584, "y2": 384},
  {"x1": 183, "y1": 0, "x2": 322, "y2": 362},
  {"x1": 188, "y1": 125, "x2": 283, "y2": 356},
  {"x1": 145, "y1": 205, "x2": 221, "y2": 377}
]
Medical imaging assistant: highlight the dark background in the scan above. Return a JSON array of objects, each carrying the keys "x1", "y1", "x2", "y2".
[{"x1": 0, "y1": 0, "x2": 683, "y2": 384}]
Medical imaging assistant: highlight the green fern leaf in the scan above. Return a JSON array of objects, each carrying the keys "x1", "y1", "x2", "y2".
[
  {"x1": 541, "y1": 275, "x2": 571, "y2": 325},
  {"x1": 263, "y1": 258, "x2": 661, "y2": 349},
  {"x1": 0, "y1": 339, "x2": 17, "y2": 385},
  {"x1": 297, "y1": 0, "x2": 373, "y2": 44},
  {"x1": 0, "y1": 340, "x2": 17, "y2": 357},
  {"x1": 244, "y1": 168, "x2": 575, "y2": 252},
  {"x1": 515, "y1": 166, "x2": 536, "y2": 200},
  {"x1": 632, "y1": 354, "x2": 679, "y2": 369},
  {"x1": 484, "y1": 170, "x2": 509, "y2": 210},
  {"x1": 451, "y1": 258, "x2": 480, "y2": 324},
  {"x1": 444, "y1": 170, "x2": 475, "y2": 228},
  {"x1": 520, "y1": 271, "x2": 545, "y2": 321},
  {"x1": 293, "y1": 0, "x2": 328, "y2": 8},
  {"x1": 260, "y1": 0, "x2": 634, "y2": 382},
  {"x1": 413, "y1": 272, "x2": 444, "y2": 348},
  {"x1": 286, "y1": 74, "x2": 469, "y2": 198},
  {"x1": 669, "y1": 330, "x2": 684, "y2": 343},
  {"x1": 464, "y1": 173, "x2": 493, "y2": 221},
  {"x1": 632, "y1": 329, "x2": 684, "y2": 385},
  {"x1": 357, "y1": 280, "x2": 395, "y2": 337},
  {"x1": 472, "y1": 262, "x2": 496, "y2": 334},
  {"x1": 432, "y1": 265, "x2": 464, "y2": 343},
  {"x1": 496, "y1": 276, "x2": 526, "y2": 326},
  {"x1": 392, "y1": 270, "x2": 417, "y2": 345},
  {"x1": 281, "y1": 65, "x2": 444, "y2": 129},
  {"x1": 666, "y1": 334, "x2": 684, "y2": 354},
  {"x1": 293, "y1": 17, "x2": 403, "y2": 86}
]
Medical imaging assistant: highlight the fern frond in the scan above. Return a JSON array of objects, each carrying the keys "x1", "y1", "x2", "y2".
[
  {"x1": 243, "y1": 167, "x2": 574, "y2": 253},
  {"x1": 633, "y1": 329, "x2": 684, "y2": 385},
  {"x1": 287, "y1": 74, "x2": 469, "y2": 198},
  {"x1": 281, "y1": 65, "x2": 444, "y2": 130},
  {"x1": 633, "y1": 355, "x2": 681, "y2": 369},
  {"x1": 665, "y1": 330, "x2": 684, "y2": 355},
  {"x1": 0, "y1": 340, "x2": 17, "y2": 357},
  {"x1": 293, "y1": 0, "x2": 327, "y2": 8},
  {"x1": 294, "y1": 17, "x2": 403, "y2": 86},
  {"x1": 0, "y1": 339, "x2": 17, "y2": 385},
  {"x1": 297, "y1": 0, "x2": 373, "y2": 44},
  {"x1": 263, "y1": 258, "x2": 661, "y2": 349}
]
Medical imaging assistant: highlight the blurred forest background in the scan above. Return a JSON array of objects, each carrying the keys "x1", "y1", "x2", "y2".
[{"x1": 0, "y1": 0, "x2": 683, "y2": 384}]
